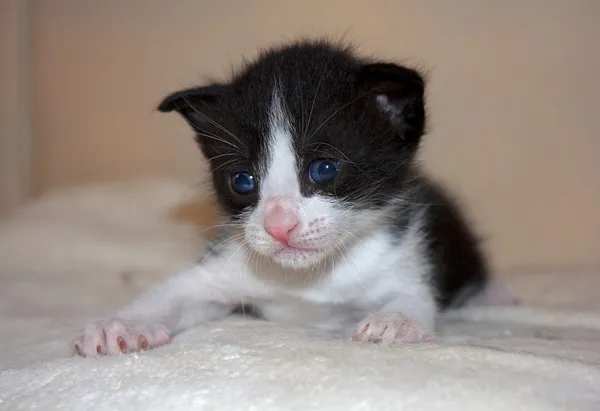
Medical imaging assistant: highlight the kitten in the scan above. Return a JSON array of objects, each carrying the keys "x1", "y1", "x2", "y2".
[{"x1": 72, "y1": 39, "x2": 499, "y2": 357}]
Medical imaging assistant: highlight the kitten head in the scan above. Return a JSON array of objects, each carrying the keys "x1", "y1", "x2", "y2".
[{"x1": 158, "y1": 40, "x2": 426, "y2": 269}]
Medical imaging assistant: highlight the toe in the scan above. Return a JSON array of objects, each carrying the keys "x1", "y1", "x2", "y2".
[
  {"x1": 105, "y1": 332, "x2": 131, "y2": 355},
  {"x1": 104, "y1": 320, "x2": 134, "y2": 355},
  {"x1": 352, "y1": 312, "x2": 435, "y2": 345},
  {"x1": 138, "y1": 334, "x2": 150, "y2": 350},
  {"x1": 82, "y1": 331, "x2": 106, "y2": 357},
  {"x1": 150, "y1": 325, "x2": 171, "y2": 347}
]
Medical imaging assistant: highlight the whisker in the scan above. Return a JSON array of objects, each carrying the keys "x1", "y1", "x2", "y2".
[
  {"x1": 192, "y1": 222, "x2": 244, "y2": 231},
  {"x1": 224, "y1": 237, "x2": 250, "y2": 267},
  {"x1": 306, "y1": 94, "x2": 365, "y2": 142},
  {"x1": 239, "y1": 245, "x2": 258, "y2": 316},
  {"x1": 189, "y1": 225, "x2": 242, "y2": 238},
  {"x1": 164, "y1": 125, "x2": 244, "y2": 157},
  {"x1": 211, "y1": 158, "x2": 241, "y2": 173},
  {"x1": 207, "y1": 232, "x2": 246, "y2": 254},
  {"x1": 204, "y1": 152, "x2": 243, "y2": 163},
  {"x1": 180, "y1": 94, "x2": 248, "y2": 151},
  {"x1": 340, "y1": 229, "x2": 368, "y2": 248},
  {"x1": 303, "y1": 55, "x2": 332, "y2": 142},
  {"x1": 296, "y1": 63, "x2": 306, "y2": 139},
  {"x1": 310, "y1": 144, "x2": 355, "y2": 166},
  {"x1": 194, "y1": 132, "x2": 243, "y2": 153},
  {"x1": 333, "y1": 237, "x2": 378, "y2": 313}
]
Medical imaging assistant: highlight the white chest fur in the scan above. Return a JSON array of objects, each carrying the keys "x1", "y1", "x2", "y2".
[{"x1": 206, "y1": 224, "x2": 435, "y2": 334}]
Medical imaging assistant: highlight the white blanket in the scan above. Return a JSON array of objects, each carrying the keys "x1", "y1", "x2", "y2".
[{"x1": 0, "y1": 180, "x2": 599, "y2": 410}]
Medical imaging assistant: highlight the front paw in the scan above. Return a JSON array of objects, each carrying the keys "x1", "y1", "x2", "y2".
[
  {"x1": 71, "y1": 317, "x2": 171, "y2": 357},
  {"x1": 351, "y1": 312, "x2": 435, "y2": 344}
]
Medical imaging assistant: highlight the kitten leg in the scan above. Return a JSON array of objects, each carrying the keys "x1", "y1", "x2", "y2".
[
  {"x1": 72, "y1": 265, "x2": 235, "y2": 357},
  {"x1": 352, "y1": 292, "x2": 437, "y2": 344}
]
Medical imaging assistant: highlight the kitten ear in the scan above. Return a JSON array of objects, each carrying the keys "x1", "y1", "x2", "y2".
[
  {"x1": 157, "y1": 83, "x2": 227, "y2": 127},
  {"x1": 357, "y1": 63, "x2": 426, "y2": 142}
]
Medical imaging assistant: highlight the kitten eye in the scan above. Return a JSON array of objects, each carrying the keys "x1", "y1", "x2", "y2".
[
  {"x1": 308, "y1": 159, "x2": 339, "y2": 185},
  {"x1": 230, "y1": 172, "x2": 255, "y2": 195}
]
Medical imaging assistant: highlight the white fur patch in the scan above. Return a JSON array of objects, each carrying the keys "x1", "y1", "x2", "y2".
[
  {"x1": 242, "y1": 84, "x2": 401, "y2": 271},
  {"x1": 260, "y1": 86, "x2": 299, "y2": 199},
  {"x1": 244, "y1": 85, "x2": 346, "y2": 268},
  {"x1": 115, "y1": 207, "x2": 435, "y2": 338},
  {"x1": 79, "y1": 207, "x2": 436, "y2": 351}
]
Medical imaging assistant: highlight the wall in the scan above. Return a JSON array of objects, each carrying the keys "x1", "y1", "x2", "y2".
[
  {"x1": 0, "y1": 0, "x2": 32, "y2": 215},
  {"x1": 30, "y1": 0, "x2": 600, "y2": 270}
]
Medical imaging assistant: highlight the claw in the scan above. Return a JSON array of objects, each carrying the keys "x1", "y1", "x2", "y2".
[
  {"x1": 72, "y1": 343, "x2": 82, "y2": 357},
  {"x1": 71, "y1": 318, "x2": 172, "y2": 357},
  {"x1": 139, "y1": 336, "x2": 149, "y2": 350},
  {"x1": 117, "y1": 336, "x2": 127, "y2": 352}
]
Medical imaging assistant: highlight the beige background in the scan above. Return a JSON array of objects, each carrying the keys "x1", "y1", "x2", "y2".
[
  {"x1": 2, "y1": 0, "x2": 599, "y2": 271},
  {"x1": 0, "y1": 0, "x2": 31, "y2": 215}
]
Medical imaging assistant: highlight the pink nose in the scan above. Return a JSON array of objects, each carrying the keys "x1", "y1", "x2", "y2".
[{"x1": 263, "y1": 197, "x2": 299, "y2": 244}]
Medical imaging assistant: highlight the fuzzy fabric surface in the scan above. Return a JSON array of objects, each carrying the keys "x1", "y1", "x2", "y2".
[{"x1": 0, "y1": 179, "x2": 599, "y2": 411}]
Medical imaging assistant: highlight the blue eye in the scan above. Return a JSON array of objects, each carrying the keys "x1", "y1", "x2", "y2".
[
  {"x1": 230, "y1": 172, "x2": 255, "y2": 195},
  {"x1": 309, "y1": 159, "x2": 339, "y2": 185}
]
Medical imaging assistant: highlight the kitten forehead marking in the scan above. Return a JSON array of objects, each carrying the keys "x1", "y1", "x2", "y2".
[{"x1": 261, "y1": 85, "x2": 300, "y2": 200}]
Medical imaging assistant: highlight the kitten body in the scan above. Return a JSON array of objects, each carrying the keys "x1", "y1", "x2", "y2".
[{"x1": 72, "y1": 40, "x2": 497, "y2": 356}]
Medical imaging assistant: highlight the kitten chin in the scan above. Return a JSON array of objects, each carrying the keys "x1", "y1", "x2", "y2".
[{"x1": 240, "y1": 194, "x2": 395, "y2": 270}]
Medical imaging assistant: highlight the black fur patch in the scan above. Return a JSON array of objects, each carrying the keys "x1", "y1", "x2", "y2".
[{"x1": 388, "y1": 176, "x2": 488, "y2": 310}]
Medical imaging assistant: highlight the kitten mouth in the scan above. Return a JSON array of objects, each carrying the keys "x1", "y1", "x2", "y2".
[
  {"x1": 270, "y1": 245, "x2": 322, "y2": 268},
  {"x1": 274, "y1": 245, "x2": 318, "y2": 255}
]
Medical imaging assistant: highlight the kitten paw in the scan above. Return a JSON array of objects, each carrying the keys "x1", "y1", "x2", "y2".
[
  {"x1": 351, "y1": 312, "x2": 435, "y2": 344},
  {"x1": 71, "y1": 317, "x2": 171, "y2": 357}
]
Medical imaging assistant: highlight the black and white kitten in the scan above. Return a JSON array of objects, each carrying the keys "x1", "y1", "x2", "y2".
[{"x1": 72, "y1": 40, "x2": 505, "y2": 357}]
